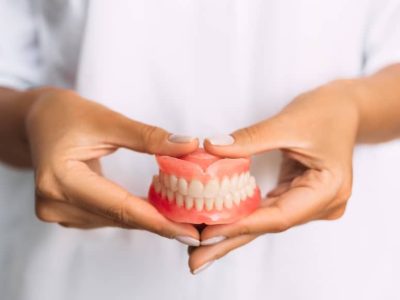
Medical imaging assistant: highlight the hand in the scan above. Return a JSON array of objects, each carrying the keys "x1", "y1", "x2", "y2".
[
  {"x1": 26, "y1": 88, "x2": 200, "y2": 244},
  {"x1": 188, "y1": 80, "x2": 360, "y2": 273}
]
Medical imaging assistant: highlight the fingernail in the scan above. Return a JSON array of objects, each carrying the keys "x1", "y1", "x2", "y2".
[
  {"x1": 169, "y1": 134, "x2": 197, "y2": 144},
  {"x1": 192, "y1": 260, "x2": 215, "y2": 275},
  {"x1": 175, "y1": 236, "x2": 200, "y2": 247},
  {"x1": 201, "y1": 236, "x2": 226, "y2": 246},
  {"x1": 207, "y1": 135, "x2": 235, "y2": 146}
]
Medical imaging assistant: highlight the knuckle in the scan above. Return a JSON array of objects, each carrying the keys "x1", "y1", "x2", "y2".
[
  {"x1": 104, "y1": 193, "x2": 130, "y2": 225},
  {"x1": 141, "y1": 125, "x2": 164, "y2": 154},
  {"x1": 35, "y1": 170, "x2": 61, "y2": 200},
  {"x1": 35, "y1": 199, "x2": 57, "y2": 223},
  {"x1": 326, "y1": 205, "x2": 347, "y2": 220}
]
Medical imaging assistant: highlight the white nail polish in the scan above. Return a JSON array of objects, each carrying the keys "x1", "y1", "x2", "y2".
[
  {"x1": 169, "y1": 134, "x2": 197, "y2": 144},
  {"x1": 201, "y1": 236, "x2": 226, "y2": 246},
  {"x1": 175, "y1": 236, "x2": 200, "y2": 247},
  {"x1": 192, "y1": 260, "x2": 215, "y2": 275},
  {"x1": 207, "y1": 135, "x2": 235, "y2": 146}
]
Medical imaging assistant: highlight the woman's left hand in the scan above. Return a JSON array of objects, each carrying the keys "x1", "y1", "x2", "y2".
[{"x1": 188, "y1": 80, "x2": 361, "y2": 274}]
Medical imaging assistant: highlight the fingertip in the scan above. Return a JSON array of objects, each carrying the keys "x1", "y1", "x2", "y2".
[{"x1": 162, "y1": 135, "x2": 199, "y2": 157}]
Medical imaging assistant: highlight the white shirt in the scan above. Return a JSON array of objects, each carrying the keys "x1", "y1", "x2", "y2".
[{"x1": 1, "y1": 1, "x2": 400, "y2": 299}]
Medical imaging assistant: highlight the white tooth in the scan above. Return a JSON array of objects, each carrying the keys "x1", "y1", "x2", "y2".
[
  {"x1": 188, "y1": 180, "x2": 204, "y2": 198},
  {"x1": 203, "y1": 179, "x2": 219, "y2": 198},
  {"x1": 244, "y1": 172, "x2": 250, "y2": 184},
  {"x1": 224, "y1": 194, "x2": 233, "y2": 209},
  {"x1": 195, "y1": 198, "x2": 204, "y2": 211},
  {"x1": 185, "y1": 196, "x2": 194, "y2": 210},
  {"x1": 163, "y1": 174, "x2": 170, "y2": 188},
  {"x1": 246, "y1": 185, "x2": 255, "y2": 197},
  {"x1": 159, "y1": 173, "x2": 164, "y2": 186},
  {"x1": 178, "y1": 178, "x2": 188, "y2": 195},
  {"x1": 233, "y1": 191, "x2": 241, "y2": 206},
  {"x1": 240, "y1": 189, "x2": 247, "y2": 201},
  {"x1": 169, "y1": 175, "x2": 178, "y2": 192},
  {"x1": 249, "y1": 176, "x2": 256, "y2": 189},
  {"x1": 161, "y1": 187, "x2": 167, "y2": 199},
  {"x1": 167, "y1": 190, "x2": 174, "y2": 203},
  {"x1": 176, "y1": 194, "x2": 184, "y2": 207},
  {"x1": 153, "y1": 176, "x2": 161, "y2": 193},
  {"x1": 219, "y1": 177, "x2": 230, "y2": 196},
  {"x1": 205, "y1": 198, "x2": 214, "y2": 211},
  {"x1": 238, "y1": 173, "x2": 245, "y2": 189},
  {"x1": 230, "y1": 174, "x2": 239, "y2": 191},
  {"x1": 215, "y1": 197, "x2": 224, "y2": 211}
]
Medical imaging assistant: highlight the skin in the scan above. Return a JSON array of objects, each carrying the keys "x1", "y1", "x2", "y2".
[
  {"x1": 0, "y1": 87, "x2": 200, "y2": 240},
  {"x1": 1, "y1": 65, "x2": 400, "y2": 274},
  {"x1": 189, "y1": 64, "x2": 400, "y2": 273}
]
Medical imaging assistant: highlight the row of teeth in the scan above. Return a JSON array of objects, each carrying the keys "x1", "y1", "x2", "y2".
[{"x1": 152, "y1": 172, "x2": 256, "y2": 211}]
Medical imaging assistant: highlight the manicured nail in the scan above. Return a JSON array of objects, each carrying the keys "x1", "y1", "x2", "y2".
[
  {"x1": 169, "y1": 134, "x2": 197, "y2": 144},
  {"x1": 201, "y1": 236, "x2": 226, "y2": 246},
  {"x1": 175, "y1": 236, "x2": 200, "y2": 247},
  {"x1": 192, "y1": 260, "x2": 215, "y2": 275},
  {"x1": 207, "y1": 135, "x2": 235, "y2": 146}
]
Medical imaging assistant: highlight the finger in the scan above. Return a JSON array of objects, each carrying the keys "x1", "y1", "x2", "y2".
[
  {"x1": 189, "y1": 234, "x2": 258, "y2": 274},
  {"x1": 61, "y1": 161, "x2": 200, "y2": 241},
  {"x1": 35, "y1": 197, "x2": 127, "y2": 228},
  {"x1": 267, "y1": 182, "x2": 291, "y2": 197},
  {"x1": 201, "y1": 169, "x2": 336, "y2": 242},
  {"x1": 204, "y1": 116, "x2": 299, "y2": 158},
  {"x1": 106, "y1": 114, "x2": 199, "y2": 157}
]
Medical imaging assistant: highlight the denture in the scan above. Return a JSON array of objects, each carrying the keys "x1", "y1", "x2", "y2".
[{"x1": 148, "y1": 149, "x2": 261, "y2": 224}]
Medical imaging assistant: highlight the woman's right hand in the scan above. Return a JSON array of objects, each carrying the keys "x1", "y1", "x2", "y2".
[{"x1": 25, "y1": 87, "x2": 200, "y2": 245}]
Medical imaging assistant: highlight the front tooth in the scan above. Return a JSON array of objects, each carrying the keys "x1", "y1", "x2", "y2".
[
  {"x1": 215, "y1": 197, "x2": 224, "y2": 211},
  {"x1": 233, "y1": 191, "x2": 241, "y2": 206},
  {"x1": 224, "y1": 194, "x2": 233, "y2": 209},
  {"x1": 176, "y1": 194, "x2": 184, "y2": 207},
  {"x1": 161, "y1": 187, "x2": 167, "y2": 199},
  {"x1": 238, "y1": 173, "x2": 245, "y2": 189},
  {"x1": 230, "y1": 174, "x2": 239, "y2": 191},
  {"x1": 185, "y1": 196, "x2": 194, "y2": 210},
  {"x1": 240, "y1": 189, "x2": 247, "y2": 201},
  {"x1": 195, "y1": 198, "x2": 204, "y2": 211},
  {"x1": 188, "y1": 180, "x2": 204, "y2": 198},
  {"x1": 153, "y1": 176, "x2": 161, "y2": 193},
  {"x1": 167, "y1": 190, "x2": 174, "y2": 203},
  {"x1": 203, "y1": 179, "x2": 219, "y2": 198},
  {"x1": 205, "y1": 198, "x2": 214, "y2": 211},
  {"x1": 169, "y1": 175, "x2": 178, "y2": 192},
  {"x1": 219, "y1": 177, "x2": 230, "y2": 196},
  {"x1": 163, "y1": 174, "x2": 170, "y2": 188},
  {"x1": 246, "y1": 185, "x2": 255, "y2": 197},
  {"x1": 178, "y1": 178, "x2": 188, "y2": 195}
]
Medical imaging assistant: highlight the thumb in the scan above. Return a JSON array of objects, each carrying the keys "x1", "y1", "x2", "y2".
[
  {"x1": 108, "y1": 116, "x2": 199, "y2": 157},
  {"x1": 204, "y1": 118, "x2": 294, "y2": 158}
]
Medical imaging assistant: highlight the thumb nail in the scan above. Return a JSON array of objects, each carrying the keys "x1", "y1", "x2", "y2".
[
  {"x1": 207, "y1": 135, "x2": 235, "y2": 146},
  {"x1": 168, "y1": 134, "x2": 197, "y2": 144},
  {"x1": 192, "y1": 260, "x2": 215, "y2": 275},
  {"x1": 175, "y1": 235, "x2": 200, "y2": 247}
]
